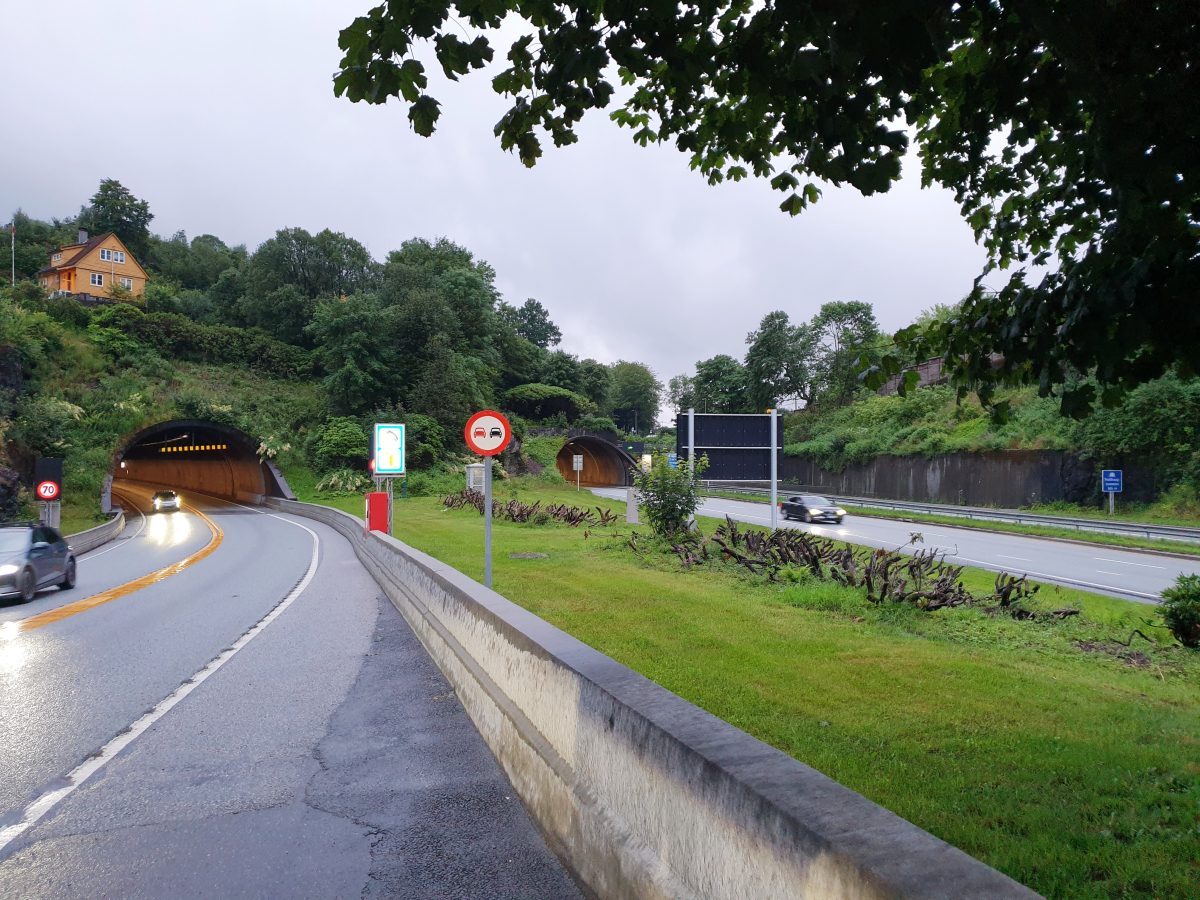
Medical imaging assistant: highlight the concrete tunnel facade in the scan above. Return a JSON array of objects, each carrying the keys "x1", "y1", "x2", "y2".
[
  {"x1": 113, "y1": 419, "x2": 291, "y2": 504},
  {"x1": 555, "y1": 436, "x2": 639, "y2": 487}
]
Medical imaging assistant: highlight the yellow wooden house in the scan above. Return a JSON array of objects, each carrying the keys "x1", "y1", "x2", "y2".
[{"x1": 38, "y1": 230, "x2": 148, "y2": 298}]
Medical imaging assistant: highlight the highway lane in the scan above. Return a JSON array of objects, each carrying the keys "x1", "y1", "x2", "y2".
[
  {"x1": 594, "y1": 488, "x2": 1200, "y2": 602},
  {"x1": 0, "y1": 485, "x2": 580, "y2": 898},
  {"x1": 0, "y1": 483, "x2": 210, "y2": 627}
]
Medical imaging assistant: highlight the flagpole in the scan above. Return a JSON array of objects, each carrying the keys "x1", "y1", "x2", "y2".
[{"x1": 9, "y1": 223, "x2": 13, "y2": 286}]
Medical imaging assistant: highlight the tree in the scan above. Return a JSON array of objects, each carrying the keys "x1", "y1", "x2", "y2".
[
  {"x1": 306, "y1": 293, "x2": 402, "y2": 414},
  {"x1": 148, "y1": 232, "x2": 247, "y2": 291},
  {"x1": 578, "y1": 358, "x2": 611, "y2": 408},
  {"x1": 608, "y1": 361, "x2": 661, "y2": 433},
  {"x1": 503, "y1": 383, "x2": 594, "y2": 422},
  {"x1": 810, "y1": 302, "x2": 880, "y2": 406},
  {"x1": 500, "y1": 298, "x2": 561, "y2": 348},
  {"x1": 744, "y1": 311, "x2": 819, "y2": 411},
  {"x1": 333, "y1": 1, "x2": 1200, "y2": 413},
  {"x1": 692, "y1": 355, "x2": 753, "y2": 413},
  {"x1": 80, "y1": 179, "x2": 152, "y2": 259},
  {"x1": 539, "y1": 349, "x2": 585, "y2": 394}
]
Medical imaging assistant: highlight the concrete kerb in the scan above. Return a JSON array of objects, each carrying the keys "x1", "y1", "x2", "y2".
[
  {"x1": 66, "y1": 510, "x2": 125, "y2": 555},
  {"x1": 265, "y1": 497, "x2": 1041, "y2": 900}
]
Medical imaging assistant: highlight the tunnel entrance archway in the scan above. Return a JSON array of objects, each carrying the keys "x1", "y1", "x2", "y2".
[
  {"x1": 555, "y1": 436, "x2": 639, "y2": 487},
  {"x1": 113, "y1": 420, "x2": 291, "y2": 504}
]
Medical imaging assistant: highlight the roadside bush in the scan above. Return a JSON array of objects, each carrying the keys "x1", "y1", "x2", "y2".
[
  {"x1": 316, "y1": 468, "x2": 372, "y2": 494},
  {"x1": 406, "y1": 413, "x2": 445, "y2": 469},
  {"x1": 173, "y1": 392, "x2": 240, "y2": 428},
  {"x1": 9, "y1": 397, "x2": 84, "y2": 455},
  {"x1": 632, "y1": 453, "x2": 708, "y2": 536},
  {"x1": 310, "y1": 416, "x2": 368, "y2": 472},
  {"x1": 1160, "y1": 574, "x2": 1200, "y2": 648}
]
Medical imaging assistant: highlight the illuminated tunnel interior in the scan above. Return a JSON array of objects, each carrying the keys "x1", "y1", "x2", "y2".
[
  {"x1": 555, "y1": 436, "x2": 638, "y2": 487},
  {"x1": 113, "y1": 419, "x2": 290, "y2": 504}
]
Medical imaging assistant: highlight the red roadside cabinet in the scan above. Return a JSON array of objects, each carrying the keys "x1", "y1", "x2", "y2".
[{"x1": 365, "y1": 491, "x2": 390, "y2": 533}]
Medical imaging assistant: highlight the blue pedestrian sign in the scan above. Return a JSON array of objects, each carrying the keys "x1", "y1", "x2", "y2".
[
  {"x1": 1101, "y1": 469, "x2": 1122, "y2": 493},
  {"x1": 667, "y1": 452, "x2": 678, "y2": 469}
]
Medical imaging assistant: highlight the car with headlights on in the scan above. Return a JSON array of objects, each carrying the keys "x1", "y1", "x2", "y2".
[
  {"x1": 0, "y1": 523, "x2": 76, "y2": 602},
  {"x1": 153, "y1": 490, "x2": 181, "y2": 512},
  {"x1": 780, "y1": 494, "x2": 846, "y2": 524}
]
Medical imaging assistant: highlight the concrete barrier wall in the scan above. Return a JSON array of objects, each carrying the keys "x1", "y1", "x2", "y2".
[
  {"x1": 266, "y1": 497, "x2": 1040, "y2": 900},
  {"x1": 66, "y1": 510, "x2": 125, "y2": 554}
]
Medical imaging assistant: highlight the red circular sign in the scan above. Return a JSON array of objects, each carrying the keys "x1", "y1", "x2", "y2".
[
  {"x1": 464, "y1": 411, "x2": 512, "y2": 457},
  {"x1": 36, "y1": 480, "x2": 61, "y2": 500}
]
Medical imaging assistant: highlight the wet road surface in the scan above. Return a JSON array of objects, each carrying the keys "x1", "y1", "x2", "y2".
[{"x1": 0, "y1": 484, "x2": 579, "y2": 899}]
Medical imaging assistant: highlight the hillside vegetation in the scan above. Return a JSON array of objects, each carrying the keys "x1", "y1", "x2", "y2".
[{"x1": 0, "y1": 180, "x2": 670, "y2": 530}]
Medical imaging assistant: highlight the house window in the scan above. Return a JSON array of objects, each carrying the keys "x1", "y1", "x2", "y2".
[
  {"x1": 52, "y1": 253, "x2": 62, "y2": 262},
  {"x1": 115, "y1": 251, "x2": 126, "y2": 264},
  {"x1": 91, "y1": 273, "x2": 104, "y2": 287},
  {"x1": 120, "y1": 277, "x2": 133, "y2": 290},
  {"x1": 99, "y1": 249, "x2": 112, "y2": 261}
]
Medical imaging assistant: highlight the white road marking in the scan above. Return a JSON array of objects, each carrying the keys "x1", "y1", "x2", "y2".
[
  {"x1": 1095, "y1": 571, "x2": 1125, "y2": 576},
  {"x1": 0, "y1": 515, "x2": 321, "y2": 855},
  {"x1": 77, "y1": 494, "x2": 148, "y2": 560},
  {"x1": 1093, "y1": 557, "x2": 1164, "y2": 569},
  {"x1": 997, "y1": 555, "x2": 1031, "y2": 561}
]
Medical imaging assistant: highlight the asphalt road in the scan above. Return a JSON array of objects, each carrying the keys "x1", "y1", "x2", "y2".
[
  {"x1": 0, "y1": 483, "x2": 580, "y2": 899},
  {"x1": 593, "y1": 488, "x2": 1200, "y2": 603}
]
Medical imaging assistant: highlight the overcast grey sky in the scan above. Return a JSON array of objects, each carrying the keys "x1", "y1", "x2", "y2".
[{"x1": 1, "y1": 0, "x2": 988, "y2": 387}]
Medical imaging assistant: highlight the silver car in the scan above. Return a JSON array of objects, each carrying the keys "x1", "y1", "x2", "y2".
[{"x1": 0, "y1": 524, "x2": 77, "y2": 602}]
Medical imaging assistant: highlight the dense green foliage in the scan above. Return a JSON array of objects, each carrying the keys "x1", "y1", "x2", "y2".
[
  {"x1": 632, "y1": 453, "x2": 707, "y2": 535},
  {"x1": 336, "y1": 0, "x2": 1199, "y2": 419},
  {"x1": 783, "y1": 385, "x2": 1078, "y2": 471},
  {"x1": 1160, "y1": 575, "x2": 1200, "y2": 648},
  {"x1": 2, "y1": 182, "x2": 674, "y2": 522}
]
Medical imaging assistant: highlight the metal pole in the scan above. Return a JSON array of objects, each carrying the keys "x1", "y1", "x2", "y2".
[
  {"x1": 576, "y1": 469, "x2": 580, "y2": 492},
  {"x1": 688, "y1": 408, "x2": 695, "y2": 475},
  {"x1": 483, "y1": 459, "x2": 493, "y2": 588},
  {"x1": 10, "y1": 222, "x2": 14, "y2": 286},
  {"x1": 1108, "y1": 491, "x2": 1114, "y2": 516},
  {"x1": 770, "y1": 408, "x2": 778, "y2": 529},
  {"x1": 387, "y1": 477, "x2": 393, "y2": 535}
]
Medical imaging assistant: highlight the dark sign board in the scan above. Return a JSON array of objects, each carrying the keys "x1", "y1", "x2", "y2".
[
  {"x1": 35, "y1": 457, "x2": 64, "y2": 501},
  {"x1": 621, "y1": 441, "x2": 645, "y2": 456},
  {"x1": 676, "y1": 414, "x2": 782, "y2": 481}
]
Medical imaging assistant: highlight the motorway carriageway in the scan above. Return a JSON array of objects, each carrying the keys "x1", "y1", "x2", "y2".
[
  {"x1": 0, "y1": 482, "x2": 580, "y2": 899},
  {"x1": 592, "y1": 489, "x2": 1200, "y2": 603}
]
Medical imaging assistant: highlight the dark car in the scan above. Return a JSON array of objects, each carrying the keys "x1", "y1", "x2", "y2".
[
  {"x1": 153, "y1": 490, "x2": 180, "y2": 512},
  {"x1": 780, "y1": 495, "x2": 847, "y2": 524},
  {"x1": 0, "y1": 524, "x2": 77, "y2": 602}
]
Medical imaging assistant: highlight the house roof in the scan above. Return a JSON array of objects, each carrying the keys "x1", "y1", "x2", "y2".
[{"x1": 37, "y1": 233, "x2": 147, "y2": 279}]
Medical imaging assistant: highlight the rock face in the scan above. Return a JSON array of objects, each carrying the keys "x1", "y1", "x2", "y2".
[
  {"x1": 0, "y1": 467, "x2": 22, "y2": 521},
  {"x1": 0, "y1": 346, "x2": 23, "y2": 396}
]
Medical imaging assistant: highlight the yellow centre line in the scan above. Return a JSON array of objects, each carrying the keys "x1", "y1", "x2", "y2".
[{"x1": 10, "y1": 502, "x2": 224, "y2": 635}]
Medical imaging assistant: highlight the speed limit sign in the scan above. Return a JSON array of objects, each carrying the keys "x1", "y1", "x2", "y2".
[
  {"x1": 35, "y1": 458, "x2": 64, "y2": 502},
  {"x1": 36, "y1": 480, "x2": 60, "y2": 500}
]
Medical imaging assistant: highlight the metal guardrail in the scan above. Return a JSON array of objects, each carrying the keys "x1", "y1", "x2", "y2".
[{"x1": 699, "y1": 482, "x2": 1200, "y2": 545}]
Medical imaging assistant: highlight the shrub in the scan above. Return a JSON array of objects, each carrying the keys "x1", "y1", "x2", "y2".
[
  {"x1": 632, "y1": 453, "x2": 709, "y2": 536},
  {"x1": 1160, "y1": 574, "x2": 1200, "y2": 648},
  {"x1": 576, "y1": 415, "x2": 618, "y2": 432},
  {"x1": 406, "y1": 413, "x2": 445, "y2": 469},
  {"x1": 503, "y1": 383, "x2": 595, "y2": 422},
  {"x1": 316, "y1": 468, "x2": 372, "y2": 494},
  {"x1": 311, "y1": 416, "x2": 368, "y2": 472}
]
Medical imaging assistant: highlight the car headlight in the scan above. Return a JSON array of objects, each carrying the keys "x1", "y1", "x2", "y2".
[
  {"x1": 835, "y1": 509, "x2": 846, "y2": 516},
  {"x1": 0, "y1": 564, "x2": 19, "y2": 576}
]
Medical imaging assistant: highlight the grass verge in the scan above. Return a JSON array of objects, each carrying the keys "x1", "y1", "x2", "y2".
[{"x1": 304, "y1": 476, "x2": 1200, "y2": 899}]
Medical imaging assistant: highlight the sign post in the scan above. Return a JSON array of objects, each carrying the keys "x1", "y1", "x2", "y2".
[
  {"x1": 573, "y1": 454, "x2": 583, "y2": 491},
  {"x1": 464, "y1": 411, "x2": 512, "y2": 589},
  {"x1": 370, "y1": 424, "x2": 405, "y2": 534},
  {"x1": 1101, "y1": 469, "x2": 1122, "y2": 516},
  {"x1": 769, "y1": 408, "x2": 778, "y2": 529},
  {"x1": 35, "y1": 457, "x2": 63, "y2": 529}
]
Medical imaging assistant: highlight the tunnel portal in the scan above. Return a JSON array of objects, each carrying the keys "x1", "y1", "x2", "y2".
[
  {"x1": 555, "y1": 436, "x2": 639, "y2": 487},
  {"x1": 114, "y1": 419, "x2": 289, "y2": 503}
]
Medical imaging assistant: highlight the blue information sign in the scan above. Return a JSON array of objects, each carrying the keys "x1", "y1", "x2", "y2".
[
  {"x1": 1101, "y1": 469, "x2": 1122, "y2": 493},
  {"x1": 667, "y1": 452, "x2": 678, "y2": 469}
]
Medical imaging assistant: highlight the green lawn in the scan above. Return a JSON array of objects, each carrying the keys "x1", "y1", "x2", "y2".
[{"x1": 302, "y1": 475, "x2": 1199, "y2": 899}]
